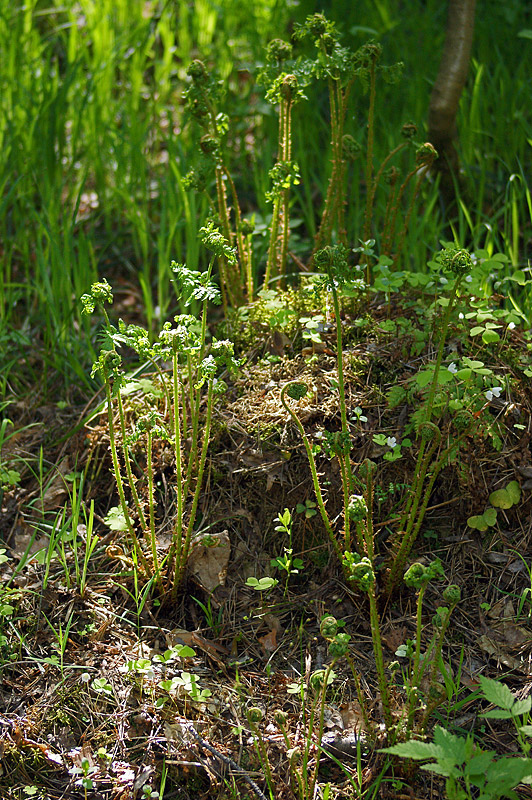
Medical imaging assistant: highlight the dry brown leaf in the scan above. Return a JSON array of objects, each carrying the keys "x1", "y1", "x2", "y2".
[
  {"x1": 39, "y1": 456, "x2": 71, "y2": 512},
  {"x1": 477, "y1": 635, "x2": 523, "y2": 671},
  {"x1": 382, "y1": 625, "x2": 407, "y2": 653},
  {"x1": 12, "y1": 529, "x2": 49, "y2": 563},
  {"x1": 188, "y1": 530, "x2": 230, "y2": 591},
  {"x1": 258, "y1": 629, "x2": 277, "y2": 653},
  {"x1": 166, "y1": 629, "x2": 229, "y2": 658},
  {"x1": 339, "y1": 701, "x2": 369, "y2": 733}
]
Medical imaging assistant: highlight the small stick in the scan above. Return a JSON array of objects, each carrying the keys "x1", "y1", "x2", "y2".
[{"x1": 187, "y1": 723, "x2": 268, "y2": 800}]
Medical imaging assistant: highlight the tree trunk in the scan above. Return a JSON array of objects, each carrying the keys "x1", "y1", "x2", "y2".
[{"x1": 428, "y1": 0, "x2": 477, "y2": 210}]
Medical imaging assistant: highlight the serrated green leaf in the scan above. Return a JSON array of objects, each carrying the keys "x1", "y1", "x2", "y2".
[
  {"x1": 380, "y1": 741, "x2": 444, "y2": 760},
  {"x1": 512, "y1": 697, "x2": 531, "y2": 715},
  {"x1": 433, "y1": 726, "x2": 468, "y2": 765},
  {"x1": 387, "y1": 385, "x2": 407, "y2": 408},
  {"x1": 479, "y1": 676, "x2": 516, "y2": 710},
  {"x1": 419, "y1": 760, "x2": 460, "y2": 778},
  {"x1": 482, "y1": 709, "x2": 515, "y2": 720},
  {"x1": 467, "y1": 750, "x2": 495, "y2": 776},
  {"x1": 485, "y1": 757, "x2": 532, "y2": 789}
]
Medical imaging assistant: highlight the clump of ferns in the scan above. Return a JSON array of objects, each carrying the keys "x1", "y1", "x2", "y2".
[
  {"x1": 182, "y1": 13, "x2": 438, "y2": 302},
  {"x1": 281, "y1": 246, "x2": 477, "y2": 602}
]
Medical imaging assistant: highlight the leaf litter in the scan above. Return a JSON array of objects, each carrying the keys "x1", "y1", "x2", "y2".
[{"x1": 1, "y1": 300, "x2": 532, "y2": 799}]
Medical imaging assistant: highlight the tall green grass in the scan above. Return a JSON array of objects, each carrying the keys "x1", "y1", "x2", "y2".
[
  {"x1": 1, "y1": 0, "x2": 530, "y2": 401},
  {"x1": 0, "y1": 0, "x2": 289, "y2": 397}
]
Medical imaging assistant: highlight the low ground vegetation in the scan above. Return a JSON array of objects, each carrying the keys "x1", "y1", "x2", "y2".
[{"x1": 1, "y1": 3, "x2": 532, "y2": 799}]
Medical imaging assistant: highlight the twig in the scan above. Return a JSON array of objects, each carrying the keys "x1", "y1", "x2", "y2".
[{"x1": 187, "y1": 723, "x2": 269, "y2": 800}]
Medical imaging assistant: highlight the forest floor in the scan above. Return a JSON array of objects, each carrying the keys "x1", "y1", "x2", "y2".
[{"x1": 1, "y1": 286, "x2": 532, "y2": 800}]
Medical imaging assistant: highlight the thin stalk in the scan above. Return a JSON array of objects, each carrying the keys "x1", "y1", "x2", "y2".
[
  {"x1": 363, "y1": 464, "x2": 375, "y2": 562},
  {"x1": 104, "y1": 377, "x2": 151, "y2": 576},
  {"x1": 397, "y1": 435, "x2": 440, "y2": 537},
  {"x1": 80, "y1": 500, "x2": 97, "y2": 599},
  {"x1": 248, "y1": 719, "x2": 275, "y2": 792},
  {"x1": 362, "y1": 59, "x2": 377, "y2": 284},
  {"x1": 279, "y1": 95, "x2": 293, "y2": 287},
  {"x1": 419, "y1": 606, "x2": 457, "y2": 732},
  {"x1": 264, "y1": 195, "x2": 281, "y2": 287},
  {"x1": 345, "y1": 653, "x2": 373, "y2": 731},
  {"x1": 313, "y1": 80, "x2": 337, "y2": 252},
  {"x1": 184, "y1": 270, "x2": 212, "y2": 494},
  {"x1": 307, "y1": 663, "x2": 335, "y2": 800},
  {"x1": 394, "y1": 436, "x2": 466, "y2": 572},
  {"x1": 330, "y1": 281, "x2": 353, "y2": 492},
  {"x1": 116, "y1": 388, "x2": 148, "y2": 534},
  {"x1": 173, "y1": 380, "x2": 215, "y2": 593},
  {"x1": 396, "y1": 167, "x2": 431, "y2": 260},
  {"x1": 405, "y1": 584, "x2": 428, "y2": 734},
  {"x1": 382, "y1": 178, "x2": 400, "y2": 255},
  {"x1": 280, "y1": 385, "x2": 342, "y2": 563},
  {"x1": 224, "y1": 166, "x2": 249, "y2": 299},
  {"x1": 339, "y1": 454, "x2": 351, "y2": 552},
  {"x1": 386, "y1": 164, "x2": 425, "y2": 257},
  {"x1": 396, "y1": 274, "x2": 462, "y2": 533},
  {"x1": 168, "y1": 347, "x2": 184, "y2": 575},
  {"x1": 354, "y1": 521, "x2": 366, "y2": 557},
  {"x1": 214, "y1": 166, "x2": 235, "y2": 310},
  {"x1": 423, "y1": 275, "x2": 463, "y2": 420},
  {"x1": 145, "y1": 429, "x2": 163, "y2": 592},
  {"x1": 372, "y1": 142, "x2": 409, "y2": 199},
  {"x1": 368, "y1": 588, "x2": 393, "y2": 729},
  {"x1": 265, "y1": 95, "x2": 287, "y2": 286},
  {"x1": 332, "y1": 81, "x2": 348, "y2": 244}
]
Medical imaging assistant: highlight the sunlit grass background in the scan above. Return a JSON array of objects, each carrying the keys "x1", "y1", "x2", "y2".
[{"x1": 1, "y1": 0, "x2": 530, "y2": 400}]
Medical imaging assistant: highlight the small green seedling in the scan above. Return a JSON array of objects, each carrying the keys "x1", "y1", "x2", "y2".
[
  {"x1": 296, "y1": 499, "x2": 317, "y2": 518},
  {"x1": 104, "y1": 506, "x2": 129, "y2": 532},
  {"x1": 160, "y1": 672, "x2": 212, "y2": 702},
  {"x1": 468, "y1": 481, "x2": 521, "y2": 531},
  {"x1": 246, "y1": 576, "x2": 279, "y2": 592},
  {"x1": 352, "y1": 406, "x2": 368, "y2": 424}
]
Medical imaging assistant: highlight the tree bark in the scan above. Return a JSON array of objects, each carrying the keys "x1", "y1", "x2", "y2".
[{"x1": 428, "y1": 0, "x2": 477, "y2": 209}]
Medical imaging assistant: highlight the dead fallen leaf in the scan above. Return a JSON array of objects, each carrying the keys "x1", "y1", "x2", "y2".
[
  {"x1": 339, "y1": 701, "x2": 369, "y2": 733},
  {"x1": 477, "y1": 635, "x2": 524, "y2": 672},
  {"x1": 188, "y1": 530, "x2": 230, "y2": 592},
  {"x1": 478, "y1": 598, "x2": 532, "y2": 673},
  {"x1": 165, "y1": 629, "x2": 229, "y2": 659},
  {"x1": 38, "y1": 456, "x2": 72, "y2": 512},
  {"x1": 382, "y1": 625, "x2": 407, "y2": 653},
  {"x1": 258, "y1": 629, "x2": 277, "y2": 654}
]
